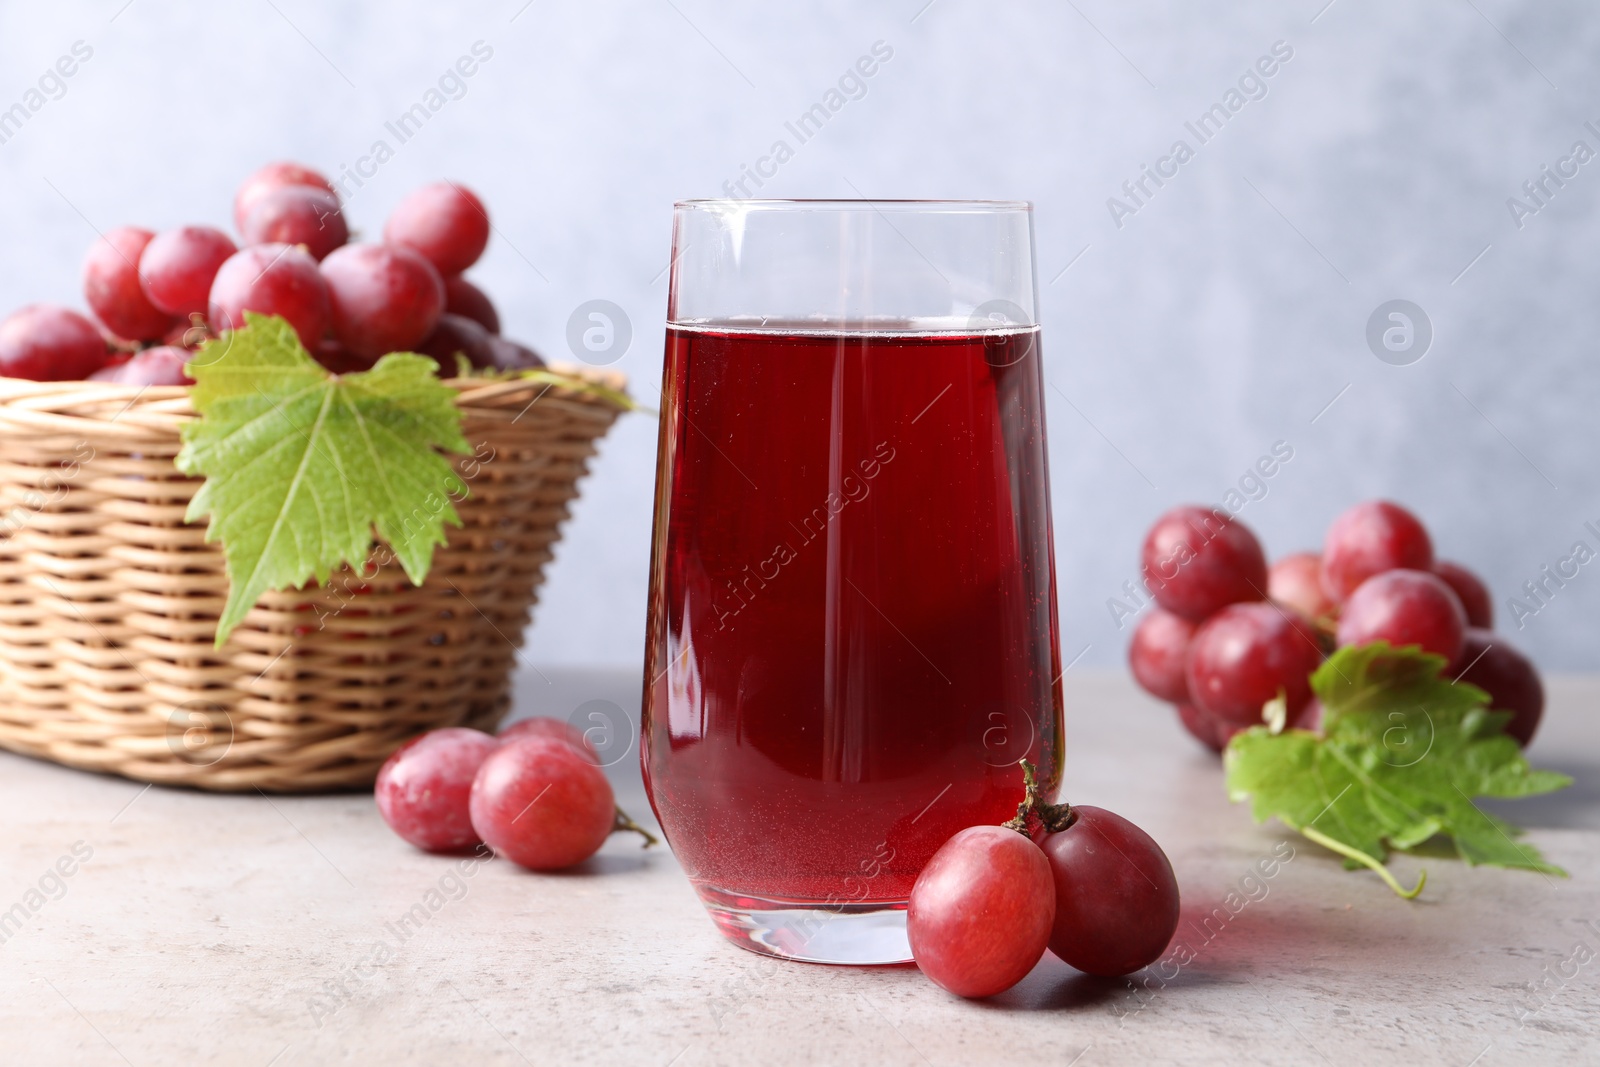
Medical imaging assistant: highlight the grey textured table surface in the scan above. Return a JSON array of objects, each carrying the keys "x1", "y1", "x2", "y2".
[{"x1": 2, "y1": 667, "x2": 1596, "y2": 1066}]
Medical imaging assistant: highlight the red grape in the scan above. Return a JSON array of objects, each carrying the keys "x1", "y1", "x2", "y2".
[
  {"x1": 139, "y1": 226, "x2": 237, "y2": 318},
  {"x1": 483, "y1": 336, "x2": 545, "y2": 372},
  {"x1": 1175, "y1": 702, "x2": 1226, "y2": 753},
  {"x1": 419, "y1": 313, "x2": 495, "y2": 370},
  {"x1": 0, "y1": 304, "x2": 108, "y2": 381},
  {"x1": 1129, "y1": 608, "x2": 1197, "y2": 704},
  {"x1": 320, "y1": 244, "x2": 445, "y2": 360},
  {"x1": 1140, "y1": 505, "x2": 1268, "y2": 620},
  {"x1": 444, "y1": 276, "x2": 500, "y2": 334},
  {"x1": 208, "y1": 243, "x2": 332, "y2": 350},
  {"x1": 384, "y1": 182, "x2": 491, "y2": 276},
  {"x1": 497, "y1": 716, "x2": 598, "y2": 760},
  {"x1": 907, "y1": 825, "x2": 1054, "y2": 998},
  {"x1": 313, "y1": 340, "x2": 368, "y2": 375},
  {"x1": 1296, "y1": 697, "x2": 1324, "y2": 733},
  {"x1": 233, "y1": 161, "x2": 336, "y2": 233},
  {"x1": 1269, "y1": 552, "x2": 1336, "y2": 623},
  {"x1": 88, "y1": 345, "x2": 191, "y2": 386},
  {"x1": 1336, "y1": 569, "x2": 1465, "y2": 665},
  {"x1": 1039, "y1": 806, "x2": 1180, "y2": 977},
  {"x1": 162, "y1": 317, "x2": 213, "y2": 350},
  {"x1": 1179, "y1": 692, "x2": 1321, "y2": 754},
  {"x1": 241, "y1": 186, "x2": 348, "y2": 261},
  {"x1": 1186, "y1": 602, "x2": 1325, "y2": 726},
  {"x1": 82, "y1": 227, "x2": 176, "y2": 341},
  {"x1": 1455, "y1": 628, "x2": 1543, "y2": 747},
  {"x1": 1433, "y1": 560, "x2": 1493, "y2": 629},
  {"x1": 1321, "y1": 500, "x2": 1433, "y2": 602},
  {"x1": 469, "y1": 736, "x2": 615, "y2": 870},
  {"x1": 375, "y1": 727, "x2": 498, "y2": 852}
]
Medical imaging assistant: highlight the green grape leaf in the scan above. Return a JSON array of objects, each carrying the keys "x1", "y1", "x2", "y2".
[
  {"x1": 175, "y1": 314, "x2": 470, "y2": 646},
  {"x1": 1225, "y1": 643, "x2": 1572, "y2": 889}
]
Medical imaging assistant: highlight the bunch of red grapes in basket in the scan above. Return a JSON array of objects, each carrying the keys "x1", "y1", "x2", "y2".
[
  {"x1": 0, "y1": 161, "x2": 542, "y2": 387},
  {"x1": 1129, "y1": 500, "x2": 1545, "y2": 751}
]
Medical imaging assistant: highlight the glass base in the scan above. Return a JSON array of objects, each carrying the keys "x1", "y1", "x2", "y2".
[{"x1": 697, "y1": 887, "x2": 913, "y2": 965}]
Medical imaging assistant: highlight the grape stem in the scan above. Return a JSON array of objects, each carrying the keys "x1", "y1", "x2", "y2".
[
  {"x1": 1001, "y1": 759, "x2": 1075, "y2": 836},
  {"x1": 1298, "y1": 824, "x2": 1426, "y2": 899},
  {"x1": 612, "y1": 805, "x2": 659, "y2": 849}
]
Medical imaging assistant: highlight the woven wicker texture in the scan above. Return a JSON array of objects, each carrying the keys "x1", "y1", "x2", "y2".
[{"x1": 0, "y1": 368, "x2": 625, "y2": 792}]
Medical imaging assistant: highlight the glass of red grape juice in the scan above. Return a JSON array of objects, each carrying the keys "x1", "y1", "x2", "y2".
[{"x1": 643, "y1": 200, "x2": 1063, "y2": 965}]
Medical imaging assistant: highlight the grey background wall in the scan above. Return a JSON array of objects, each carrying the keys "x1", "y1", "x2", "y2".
[{"x1": 2, "y1": 1, "x2": 1595, "y2": 672}]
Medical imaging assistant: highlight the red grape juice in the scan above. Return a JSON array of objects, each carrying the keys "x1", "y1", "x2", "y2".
[{"x1": 642, "y1": 326, "x2": 1063, "y2": 909}]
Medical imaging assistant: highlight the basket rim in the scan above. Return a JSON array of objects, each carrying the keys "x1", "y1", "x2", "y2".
[
  {"x1": 0, "y1": 361, "x2": 628, "y2": 407},
  {"x1": 0, "y1": 363, "x2": 630, "y2": 443}
]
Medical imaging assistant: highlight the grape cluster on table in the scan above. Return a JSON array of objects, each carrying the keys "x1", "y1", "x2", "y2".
[
  {"x1": 376, "y1": 717, "x2": 634, "y2": 871},
  {"x1": 908, "y1": 801, "x2": 1180, "y2": 998},
  {"x1": 0, "y1": 161, "x2": 543, "y2": 386},
  {"x1": 1129, "y1": 500, "x2": 1545, "y2": 751},
  {"x1": 380, "y1": 723, "x2": 1183, "y2": 999}
]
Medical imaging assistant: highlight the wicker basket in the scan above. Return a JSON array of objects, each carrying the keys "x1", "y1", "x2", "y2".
[{"x1": 0, "y1": 368, "x2": 626, "y2": 792}]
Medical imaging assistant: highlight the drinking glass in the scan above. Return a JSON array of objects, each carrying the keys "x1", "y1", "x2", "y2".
[{"x1": 642, "y1": 200, "x2": 1063, "y2": 965}]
